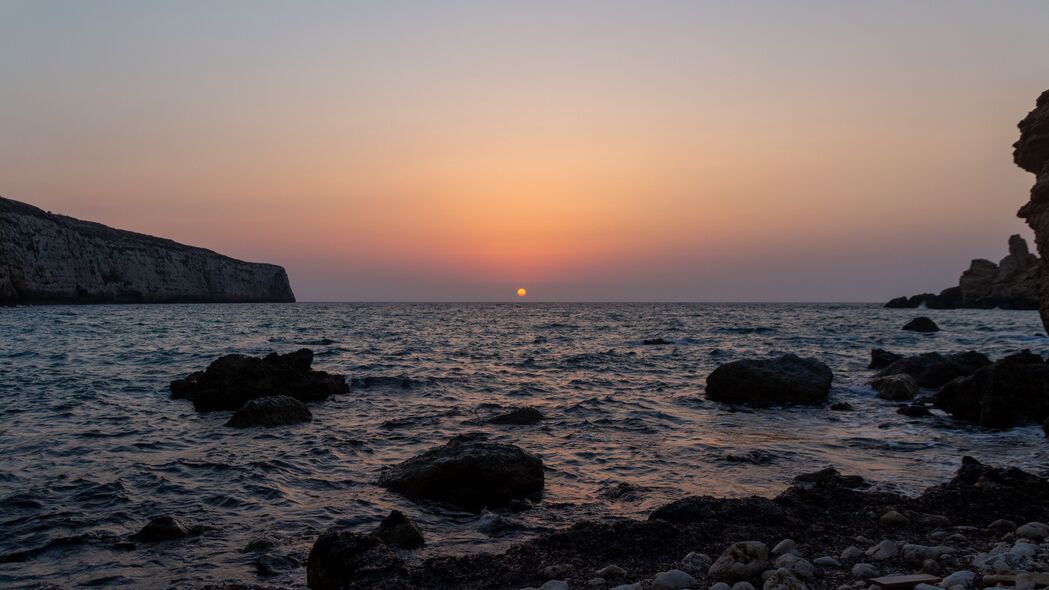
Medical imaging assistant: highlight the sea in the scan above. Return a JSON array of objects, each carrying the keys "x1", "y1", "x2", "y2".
[{"x1": 1, "y1": 303, "x2": 1047, "y2": 588}]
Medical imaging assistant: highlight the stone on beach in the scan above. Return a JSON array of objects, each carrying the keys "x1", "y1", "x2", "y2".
[
  {"x1": 306, "y1": 529, "x2": 403, "y2": 590},
  {"x1": 865, "y1": 540, "x2": 898, "y2": 561},
  {"x1": 652, "y1": 569, "x2": 697, "y2": 590},
  {"x1": 709, "y1": 541, "x2": 771, "y2": 582},
  {"x1": 879, "y1": 510, "x2": 910, "y2": 527},
  {"x1": 224, "y1": 395, "x2": 312, "y2": 428},
  {"x1": 170, "y1": 348, "x2": 348, "y2": 412},
  {"x1": 763, "y1": 569, "x2": 808, "y2": 590},
  {"x1": 705, "y1": 354, "x2": 833, "y2": 407},
  {"x1": 1016, "y1": 522, "x2": 1049, "y2": 540},
  {"x1": 851, "y1": 563, "x2": 878, "y2": 580},
  {"x1": 378, "y1": 439, "x2": 544, "y2": 511}
]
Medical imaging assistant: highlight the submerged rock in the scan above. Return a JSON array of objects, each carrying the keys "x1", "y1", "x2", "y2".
[
  {"x1": 869, "y1": 349, "x2": 903, "y2": 370},
  {"x1": 902, "y1": 317, "x2": 940, "y2": 332},
  {"x1": 378, "y1": 439, "x2": 544, "y2": 511},
  {"x1": 373, "y1": 510, "x2": 424, "y2": 549},
  {"x1": 875, "y1": 351, "x2": 990, "y2": 388},
  {"x1": 870, "y1": 374, "x2": 918, "y2": 401},
  {"x1": 171, "y1": 349, "x2": 348, "y2": 412},
  {"x1": 225, "y1": 395, "x2": 312, "y2": 428},
  {"x1": 487, "y1": 406, "x2": 545, "y2": 425},
  {"x1": 131, "y1": 516, "x2": 191, "y2": 542},
  {"x1": 705, "y1": 354, "x2": 833, "y2": 407}
]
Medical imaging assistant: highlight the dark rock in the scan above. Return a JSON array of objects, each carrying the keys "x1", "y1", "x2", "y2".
[
  {"x1": 131, "y1": 516, "x2": 190, "y2": 542},
  {"x1": 897, "y1": 404, "x2": 932, "y2": 417},
  {"x1": 870, "y1": 374, "x2": 918, "y2": 401},
  {"x1": 373, "y1": 510, "x2": 424, "y2": 550},
  {"x1": 378, "y1": 440, "x2": 544, "y2": 512},
  {"x1": 705, "y1": 354, "x2": 833, "y2": 407},
  {"x1": 792, "y1": 467, "x2": 867, "y2": 489},
  {"x1": 724, "y1": 449, "x2": 778, "y2": 465},
  {"x1": 885, "y1": 296, "x2": 919, "y2": 308},
  {"x1": 876, "y1": 351, "x2": 991, "y2": 388},
  {"x1": 903, "y1": 317, "x2": 940, "y2": 332},
  {"x1": 642, "y1": 337, "x2": 672, "y2": 345},
  {"x1": 1016, "y1": 90, "x2": 1049, "y2": 332},
  {"x1": 935, "y1": 351, "x2": 1049, "y2": 427},
  {"x1": 225, "y1": 395, "x2": 312, "y2": 428},
  {"x1": 598, "y1": 481, "x2": 649, "y2": 501},
  {"x1": 306, "y1": 530, "x2": 403, "y2": 590},
  {"x1": 256, "y1": 554, "x2": 301, "y2": 577},
  {"x1": 487, "y1": 406, "x2": 544, "y2": 425},
  {"x1": 869, "y1": 349, "x2": 903, "y2": 369},
  {"x1": 830, "y1": 402, "x2": 855, "y2": 411},
  {"x1": 1044, "y1": 417, "x2": 1049, "y2": 437},
  {"x1": 171, "y1": 349, "x2": 348, "y2": 412}
]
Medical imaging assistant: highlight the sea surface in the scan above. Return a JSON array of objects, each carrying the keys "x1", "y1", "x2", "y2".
[{"x1": 1, "y1": 303, "x2": 1048, "y2": 589}]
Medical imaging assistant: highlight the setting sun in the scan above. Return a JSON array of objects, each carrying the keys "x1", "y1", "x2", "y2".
[{"x1": 516, "y1": 288, "x2": 527, "y2": 297}]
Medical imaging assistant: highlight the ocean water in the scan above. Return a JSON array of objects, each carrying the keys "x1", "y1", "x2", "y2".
[{"x1": 1, "y1": 302, "x2": 1048, "y2": 589}]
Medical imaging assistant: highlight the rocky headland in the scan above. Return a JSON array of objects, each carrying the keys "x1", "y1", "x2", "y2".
[
  {"x1": 0, "y1": 195, "x2": 295, "y2": 304},
  {"x1": 885, "y1": 235, "x2": 1039, "y2": 310},
  {"x1": 1016, "y1": 90, "x2": 1049, "y2": 331}
]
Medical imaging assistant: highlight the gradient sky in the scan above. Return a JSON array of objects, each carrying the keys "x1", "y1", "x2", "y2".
[{"x1": 3, "y1": 1, "x2": 1049, "y2": 301}]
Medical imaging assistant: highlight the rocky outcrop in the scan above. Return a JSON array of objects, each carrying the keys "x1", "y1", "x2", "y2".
[
  {"x1": 935, "y1": 350, "x2": 1049, "y2": 428},
  {"x1": 378, "y1": 439, "x2": 545, "y2": 512},
  {"x1": 1017, "y1": 90, "x2": 1049, "y2": 332},
  {"x1": 224, "y1": 395, "x2": 313, "y2": 428},
  {"x1": 0, "y1": 196, "x2": 294, "y2": 304},
  {"x1": 705, "y1": 354, "x2": 833, "y2": 407},
  {"x1": 885, "y1": 235, "x2": 1039, "y2": 310},
  {"x1": 875, "y1": 351, "x2": 990, "y2": 388},
  {"x1": 171, "y1": 349, "x2": 348, "y2": 412}
]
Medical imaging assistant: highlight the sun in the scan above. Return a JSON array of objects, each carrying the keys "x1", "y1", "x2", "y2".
[{"x1": 516, "y1": 288, "x2": 527, "y2": 297}]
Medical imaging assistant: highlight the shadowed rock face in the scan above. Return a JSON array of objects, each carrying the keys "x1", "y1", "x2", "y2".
[
  {"x1": 0, "y1": 196, "x2": 294, "y2": 304},
  {"x1": 1016, "y1": 90, "x2": 1049, "y2": 332}
]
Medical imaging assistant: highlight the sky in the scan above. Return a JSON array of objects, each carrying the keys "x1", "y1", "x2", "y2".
[{"x1": 2, "y1": 1, "x2": 1049, "y2": 302}]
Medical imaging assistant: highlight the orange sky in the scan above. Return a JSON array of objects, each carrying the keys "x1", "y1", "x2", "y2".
[{"x1": 2, "y1": 2, "x2": 1048, "y2": 300}]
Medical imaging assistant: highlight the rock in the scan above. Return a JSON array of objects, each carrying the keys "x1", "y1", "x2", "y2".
[
  {"x1": 541, "y1": 582, "x2": 569, "y2": 590},
  {"x1": 813, "y1": 557, "x2": 840, "y2": 568},
  {"x1": 987, "y1": 519, "x2": 1017, "y2": 534},
  {"x1": 879, "y1": 510, "x2": 911, "y2": 527},
  {"x1": 903, "y1": 317, "x2": 940, "y2": 332},
  {"x1": 541, "y1": 564, "x2": 574, "y2": 580},
  {"x1": 793, "y1": 467, "x2": 867, "y2": 489},
  {"x1": 941, "y1": 571, "x2": 975, "y2": 589},
  {"x1": 830, "y1": 402, "x2": 855, "y2": 411},
  {"x1": 921, "y1": 515, "x2": 952, "y2": 528},
  {"x1": 1016, "y1": 90, "x2": 1049, "y2": 331},
  {"x1": 681, "y1": 552, "x2": 713, "y2": 573},
  {"x1": 255, "y1": 553, "x2": 300, "y2": 577},
  {"x1": 587, "y1": 578, "x2": 607, "y2": 588},
  {"x1": 488, "y1": 406, "x2": 545, "y2": 425},
  {"x1": 732, "y1": 583, "x2": 757, "y2": 590},
  {"x1": 709, "y1": 542, "x2": 771, "y2": 582},
  {"x1": 171, "y1": 349, "x2": 348, "y2": 412},
  {"x1": 897, "y1": 404, "x2": 933, "y2": 417},
  {"x1": 870, "y1": 375, "x2": 919, "y2": 401},
  {"x1": 306, "y1": 529, "x2": 403, "y2": 590},
  {"x1": 0, "y1": 196, "x2": 295, "y2": 305},
  {"x1": 901, "y1": 544, "x2": 952, "y2": 564},
  {"x1": 224, "y1": 395, "x2": 312, "y2": 428},
  {"x1": 379, "y1": 439, "x2": 544, "y2": 511},
  {"x1": 763, "y1": 569, "x2": 808, "y2": 590},
  {"x1": 705, "y1": 354, "x2": 833, "y2": 407},
  {"x1": 840, "y1": 547, "x2": 863, "y2": 561},
  {"x1": 597, "y1": 565, "x2": 627, "y2": 579},
  {"x1": 935, "y1": 353, "x2": 1049, "y2": 428},
  {"x1": 921, "y1": 559, "x2": 942, "y2": 575},
  {"x1": 869, "y1": 349, "x2": 904, "y2": 370},
  {"x1": 131, "y1": 516, "x2": 191, "y2": 542},
  {"x1": 865, "y1": 540, "x2": 898, "y2": 561},
  {"x1": 875, "y1": 351, "x2": 991, "y2": 388},
  {"x1": 1016, "y1": 522, "x2": 1049, "y2": 540},
  {"x1": 652, "y1": 569, "x2": 697, "y2": 590},
  {"x1": 711, "y1": 584, "x2": 732, "y2": 590},
  {"x1": 851, "y1": 563, "x2": 878, "y2": 580},
  {"x1": 772, "y1": 539, "x2": 799, "y2": 556},
  {"x1": 914, "y1": 584, "x2": 940, "y2": 590},
  {"x1": 373, "y1": 510, "x2": 424, "y2": 549},
  {"x1": 643, "y1": 338, "x2": 672, "y2": 345},
  {"x1": 1016, "y1": 574, "x2": 1037, "y2": 590}
]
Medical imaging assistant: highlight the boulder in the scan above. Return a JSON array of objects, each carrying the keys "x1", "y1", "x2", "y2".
[
  {"x1": 487, "y1": 406, "x2": 545, "y2": 425},
  {"x1": 171, "y1": 349, "x2": 348, "y2": 412},
  {"x1": 705, "y1": 354, "x2": 833, "y2": 407},
  {"x1": 708, "y1": 541, "x2": 770, "y2": 582},
  {"x1": 876, "y1": 351, "x2": 990, "y2": 388},
  {"x1": 870, "y1": 374, "x2": 918, "y2": 401},
  {"x1": 869, "y1": 349, "x2": 903, "y2": 370},
  {"x1": 373, "y1": 510, "x2": 424, "y2": 549},
  {"x1": 935, "y1": 352, "x2": 1049, "y2": 427},
  {"x1": 306, "y1": 529, "x2": 403, "y2": 590},
  {"x1": 898, "y1": 404, "x2": 932, "y2": 417},
  {"x1": 378, "y1": 440, "x2": 544, "y2": 511},
  {"x1": 131, "y1": 516, "x2": 191, "y2": 542},
  {"x1": 903, "y1": 317, "x2": 940, "y2": 332},
  {"x1": 225, "y1": 395, "x2": 312, "y2": 428}
]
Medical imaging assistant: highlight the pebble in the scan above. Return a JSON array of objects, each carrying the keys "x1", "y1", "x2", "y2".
[
  {"x1": 681, "y1": 552, "x2": 713, "y2": 573},
  {"x1": 854, "y1": 536, "x2": 873, "y2": 545},
  {"x1": 814, "y1": 556, "x2": 840, "y2": 568},
  {"x1": 732, "y1": 583, "x2": 756, "y2": 590},
  {"x1": 851, "y1": 563, "x2": 878, "y2": 580},
  {"x1": 922, "y1": 515, "x2": 952, "y2": 528},
  {"x1": 941, "y1": 570, "x2": 975, "y2": 589},
  {"x1": 1016, "y1": 573, "x2": 1037, "y2": 590},
  {"x1": 588, "y1": 578, "x2": 606, "y2": 588},
  {"x1": 913, "y1": 584, "x2": 939, "y2": 590},
  {"x1": 901, "y1": 543, "x2": 952, "y2": 564},
  {"x1": 773, "y1": 539, "x2": 800, "y2": 556},
  {"x1": 880, "y1": 510, "x2": 910, "y2": 527},
  {"x1": 652, "y1": 569, "x2": 697, "y2": 590},
  {"x1": 541, "y1": 582, "x2": 569, "y2": 590},
  {"x1": 763, "y1": 568, "x2": 807, "y2": 590},
  {"x1": 987, "y1": 519, "x2": 1017, "y2": 534},
  {"x1": 790, "y1": 559, "x2": 815, "y2": 580},
  {"x1": 597, "y1": 565, "x2": 627, "y2": 579},
  {"x1": 711, "y1": 583, "x2": 731, "y2": 590},
  {"x1": 840, "y1": 546, "x2": 863, "y2": 561},
  {"x1": 920, "y1": 558, "x2": 941, "y2": 575},
  {"x1": 610, "y1": 585, "x2": 643, "y2": 590},
  {"x1": 1012, "y1": 542, "x2": 1038, "y2": 557},
  {"x1": 865, "y1": 540, "x2": 898, "y2": 561},
  {"x1": 1016, "y1": 522, "x2": 1049, "y2": 540},
  {"x1": 541, "y1": 565, "x2": 574, "y2": 580},
  {"x1": 709, "y1": 541, "x2": 770, "y2": 582},
  {"x1": 946, "y1": 534, "x2": 969, "y2": 546}
]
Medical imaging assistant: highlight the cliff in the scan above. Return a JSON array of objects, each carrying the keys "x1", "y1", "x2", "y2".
[
  {"x1": 0, "y1": 196, "x2": 295, "y2": 304},
  {"x1": 1016, "y1": 89, "x2": 1049, "y2": 332},
  {"x1": 885, "y1": 234, "x2": 1039, "y2": 310}
]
